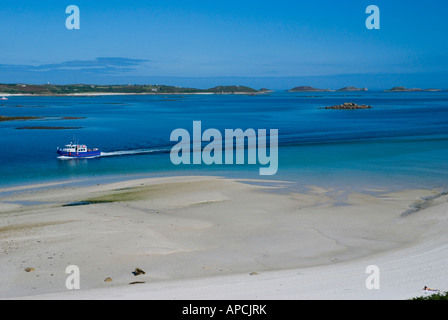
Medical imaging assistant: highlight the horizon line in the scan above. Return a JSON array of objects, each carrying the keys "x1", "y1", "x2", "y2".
[{"x1": 1, "y1": 82, "x2": 447, "y2": 93}]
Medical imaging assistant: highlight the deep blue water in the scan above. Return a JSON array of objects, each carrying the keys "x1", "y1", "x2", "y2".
[{"x1": 1, "y1": 91, "x2": 448, "y2": 191}]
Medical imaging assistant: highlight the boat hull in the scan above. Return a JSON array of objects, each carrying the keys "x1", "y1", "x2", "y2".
[{"x1": 57, "y1": 149, "x2": 101, "y2": 158}]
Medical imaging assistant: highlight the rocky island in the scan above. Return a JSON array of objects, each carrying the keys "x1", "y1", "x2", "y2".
[
  {"x1": 385, "y1": 87, "x2": 422, "y2": 92},
  {"x1": 385, "y1": 86, "x2": 442, "y2": 92},
  {"x1": 287, "y1": 86, "x2": 331, "y2": 92},
  {"x1": 337, "y1": 87, "x2": 368, "y2": 92},
  {"x1": 319, "y1": 102, "x2": 372, "y2": 110}
]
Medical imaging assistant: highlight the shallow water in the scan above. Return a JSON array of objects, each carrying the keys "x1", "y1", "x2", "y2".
[{"x1": 1, "y1": 91, "x2": 447, "y2": 192}]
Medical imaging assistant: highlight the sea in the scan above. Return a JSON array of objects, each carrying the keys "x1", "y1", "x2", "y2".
[{"x1": 1, "y1": 91, "x2": 448, "y2": 194}]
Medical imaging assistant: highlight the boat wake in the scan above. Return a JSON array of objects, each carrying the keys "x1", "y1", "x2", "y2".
[
  {"x1": 57, "y1": 155, "x2": 101, "y2": 160},
  {"x1": 100, "y1": 148, "x2": 170, "y2": 157}
]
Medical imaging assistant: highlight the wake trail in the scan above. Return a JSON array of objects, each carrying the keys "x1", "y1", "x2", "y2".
[{"x1": 100, "y1": 148, "x2": 170, "y2": 157}]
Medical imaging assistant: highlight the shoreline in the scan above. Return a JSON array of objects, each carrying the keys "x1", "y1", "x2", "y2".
[
  {"x1": 0, "y1": 92, "x2": 265, "y2": 97},
  {"x1": 1, "y1": 175, "x2": 447, "y2": 300},
  {"x1": 2, "y1": 90, "x2": 447, "y2": 97}
]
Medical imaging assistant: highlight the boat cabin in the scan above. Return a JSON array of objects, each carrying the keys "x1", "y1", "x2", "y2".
[{"x1": 63, "y1": 143, "x2": 87, "y2": 153}]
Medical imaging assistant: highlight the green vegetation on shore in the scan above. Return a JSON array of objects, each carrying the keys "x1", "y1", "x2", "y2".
[
  {"x1": 2, "y1": 83, "x2": 446, "y2": 95},
  {"x1": 0, "y1": 83, "x2": 260, "y2": 95},
  {"x1": 411, "y1": 291, "x2": 448, "y2": 300}
]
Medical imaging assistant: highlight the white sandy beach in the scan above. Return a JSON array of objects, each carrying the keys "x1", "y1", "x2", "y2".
[
  {"x1": 0, "y1": 92, "x2": 254, "y2": 97},
  {"x1": 1, "y1": 92, "x2": 210, "y2": 97},
  {"x1": 0, "y1": 175, "x2": 447, "y2": 300}
]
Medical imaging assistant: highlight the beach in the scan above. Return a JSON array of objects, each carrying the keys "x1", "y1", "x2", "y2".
[
  {"x1": 0, "y1": 92, "x2": 219, "y2": 97},
  {"x1": 1, "y1": 0, "x2": 447, "y2": 304},
  {"x1": 1, "y1": 175, "x2": 447, "y2": 300}
]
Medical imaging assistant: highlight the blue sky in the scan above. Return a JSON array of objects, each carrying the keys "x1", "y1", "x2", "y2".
[{"x1": 0, "y1": 0, "x2": 447, "y2": 89}]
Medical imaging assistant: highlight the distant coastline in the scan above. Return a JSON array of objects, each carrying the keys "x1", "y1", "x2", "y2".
[
  {"x1": 287, "y1": 86, "x2": 367, "y2": 92},
  {"x1": 287, "y1": 85, "x2": 446, "y2": 92},
  {"x1": 1, "y1": 83, "x2": 447, "y2": 96},
  {"x1": 0, "y1": 84, "x2": 265, "y2": 96},
  {"x1": 384, "y1": 86, "x2": 443, "y2": 92}
]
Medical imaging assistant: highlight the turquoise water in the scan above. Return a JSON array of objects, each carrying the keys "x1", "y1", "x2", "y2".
[{"x1": 1, "y1": 91, "x2": 448, "y2": 191}]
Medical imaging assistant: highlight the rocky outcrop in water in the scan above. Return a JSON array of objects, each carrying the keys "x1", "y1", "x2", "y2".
[{"x1": 320, "y1": 102, "x2": 372, "y2": 110}]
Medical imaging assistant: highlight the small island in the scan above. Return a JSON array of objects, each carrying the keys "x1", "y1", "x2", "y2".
[
  {"x1": 385, "y1": 86, "x2": 442, "y2": 92},
  {"x1": 319, "y1": 102, "x2": 372, "y2": 110},
  {"x1": 287, "y1": 86, "x2": 331, "y2": 92},
  {"x1": 385, "y1": 87, "x2": 422, "y2": 92},
  {"x1": 336, "y1": 87, "x2": 368, "y2": 92}
]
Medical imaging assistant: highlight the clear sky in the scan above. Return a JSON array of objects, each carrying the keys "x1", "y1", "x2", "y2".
[{"x1": 0, "y1": 0, "x2": 447, "y2": 89}]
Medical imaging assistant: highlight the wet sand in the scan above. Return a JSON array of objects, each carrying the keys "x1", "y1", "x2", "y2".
[{"x1": 0, "y1": 176, "x2": 447, "y2": 300}]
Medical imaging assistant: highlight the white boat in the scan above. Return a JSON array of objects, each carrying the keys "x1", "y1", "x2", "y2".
[
  {"x1": 57, "y1": 142, "x2": 101, "y2": 159},
  {"x1": 0, "y1": 97, "x2": 8, "y2": 100}
]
